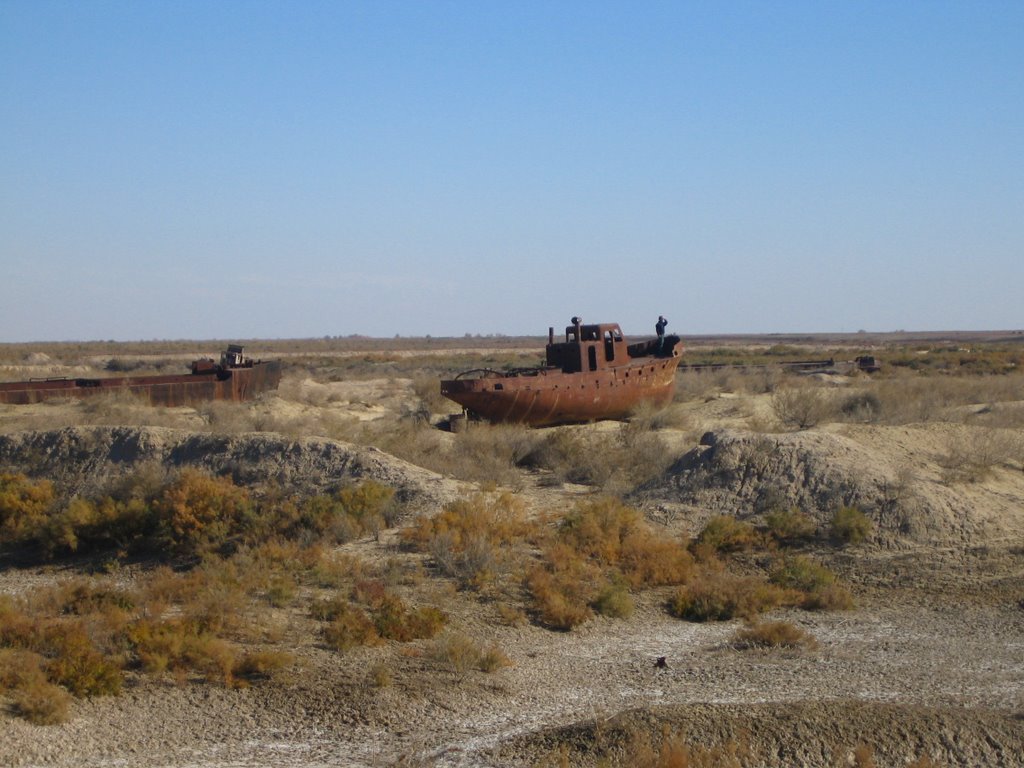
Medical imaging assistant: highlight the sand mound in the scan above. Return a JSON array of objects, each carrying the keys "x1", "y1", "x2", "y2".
[
  {"x1": 634, "y1": 424, "x2": 1024, "y2": 548},
  {"x1": 499, "y1": 701, "x2": 1024, "y2": 767},
  {"x1": 0, "y1": 425, "x2": 458, "y2": 515}
]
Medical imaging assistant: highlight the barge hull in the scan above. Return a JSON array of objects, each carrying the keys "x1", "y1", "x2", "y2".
[{"x1": 0, "y1": 361, "x2": 282, "y2": 407}]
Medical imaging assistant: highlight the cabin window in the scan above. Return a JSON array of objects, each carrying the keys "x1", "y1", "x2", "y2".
[
  {"x1": 603, "y1": 330, "x2": 615, "y2": 362},
  {"x1": 588, "y1": 346, "x2": 598, "y2": 371},
  {"x1": 494, "y1": 383, "x2": 503, "y2": 390}
]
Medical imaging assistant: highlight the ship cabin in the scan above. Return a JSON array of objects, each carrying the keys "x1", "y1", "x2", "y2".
[{"x1": 545, "y1": 318, "x2": 630, "y2": 374}]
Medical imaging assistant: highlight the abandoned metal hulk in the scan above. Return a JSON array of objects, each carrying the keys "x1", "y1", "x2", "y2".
[
  {"x1": 441, "y1": 317, "x2": 683, "y2": 427},
  {"x1": 0, "y1": 345, "x2": 282, "y2": 407}
]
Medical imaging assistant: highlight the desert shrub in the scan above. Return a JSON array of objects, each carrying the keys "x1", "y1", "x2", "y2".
[
  {"x1": 695, "y1": 515, "x2": 758, "y2": 554},
  {"x1": 336, "y1": 480, "x2": 396, "y2": 528},
  {"x1": 0, "y1": 473, "x2": 56, "y2": 544},
  {"x1": 801, "y1": 582, "x2": 855, "y2": 611},
  {"x1": 128, "y1": 616, "x2": 261, "y2": 687},
  {"x1": 517, "y1": 426, "x2": 670, "y2": 492},
  {"x1": 372, "y1": 595, "x2": 446, "y2": 641},
  {"x1": 264, "y1": 573, "x2": 297, "y2": 607},
  {"x1": 432, "y1": 633, "x2": 511, "y2": 677},
  {"x1": 39, "y1": 622, "x2": 122, "y2": 696},
  {"x1": 732, "y1": 620, "x2": 817, "y2": 650},
  {"x1": 939, "y1": 428, "x2": 1020, "y2": 483},
  {"x1": 629, "y1": 401, "x2": 692, "y2": 431},
  {"x1": 432, "y1": 632, "x2": 481, "y2": 678},
  {"x1": 518, "y1": 428, "x2": 614, "y2": 486},
  {"x1": 403, "y1": 493, "x2": 531, "y2": 588},
  {"x1": 526, "y1": 498, "x2": 692, "y2": 629},
  {"x1": 620, "y1": 726, "x2": 751, "y2": 768},
  {"x1": 153, "y1": 469, "x2": 251, "y2": 554},
  {"x1": 316, "y1": 588, "x2": 445, "y2": 650},
  {"x1": 13, "y1": 676, "x2": 72, "y2": 724},
  {"x1": 830, "y1": 506, "x2": 872, "y2": 545},
  {"x1": 0, "y1": 648, "x2": 71, "y2": 724},
  {"x1": 770, "y1": 555, "x2": 835, "y2": 592},
  {"x1": 615, "y1": 422, "x2": 675, "y2": 487},
  {"x1": 449, "y1": 423, "x2": 539, "y2": 486},
  {"x1": 840, "y1": 391, "x2": 883, "y2": 422},
  {"x1": 495, "y1": 602, "x2": 527, "y2": 626},
  {"x1": 232, "y1": 650, "x2": 291, "y2": 683},
  {"x1": 525, "y1": 554, "x2": 598, "y2": 630},
  {"x1": 764, "y1": 508, "x2": 817, "y2": 544},
  {"x1": 592, "y1": 582, "x2": 634, "y2": 619},
  {"x1": 619, "y1": 531, "x2": 694, "y2": 587},
  {"x1": 259, "y1": 480, "x2": 397, "y2": 546},
  {"x1": 556, "y1": 498, "x2": 692, "y2": 586},
  {"x1": 180, "y1": 634, "x2": 240, "y2": 687},
  {"x1": 770, "y1": 555, "x2": 854, "y2": 610},
  {"x1": 557, "y1": 498, "x2": 644, "y2": 563},
  {"x1": 853, "y1": 744, "x2": 877, "y2": 768},
  {"x1": 322, "y1": 605, "x2": 381, "y2": 651},
  {"x1": 412, "y1": 374, "x2": 451, "y2": 414},
  {"x1": 771, "y1": 384, "x2": 835, "y2": 429},
  {"x1": 668, "y1": 571, "x2": 788, "y2": 622},
  {"x1": 478, "y1": 643, "x2": 513, "y2": 673}
]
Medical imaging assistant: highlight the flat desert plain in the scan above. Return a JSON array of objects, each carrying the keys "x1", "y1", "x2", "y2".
[{"x1": 0, "y1": 334, "x2": 1022, "y2": 767}]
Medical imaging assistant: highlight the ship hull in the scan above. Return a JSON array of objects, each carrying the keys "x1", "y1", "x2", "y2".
[
  {"x1": 441, "y1": 355, "x2": 682, "y2": 427},
  {"x1": 0, "y1": 361, "x2": 282, "y2": 407}
]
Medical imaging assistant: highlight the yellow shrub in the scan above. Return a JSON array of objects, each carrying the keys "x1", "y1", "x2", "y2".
[
  {"x1": 0, "y1": 473, "x2": 55, "y2": 544},
  {"x1": 153, "y1": 470, "x2": 250, "y2": 553}
]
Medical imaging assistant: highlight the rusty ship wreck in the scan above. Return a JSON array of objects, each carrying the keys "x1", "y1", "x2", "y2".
[
  {"x1": 441, "y1": 318, "x2": 683, "y2": 427},
  {"x1": 0, "y1": 345, "x2": 282, "y2": 407}
]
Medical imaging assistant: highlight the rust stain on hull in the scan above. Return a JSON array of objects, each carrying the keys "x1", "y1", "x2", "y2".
[
  {"x1": 0, "y1": 345, "x2": 282, "y2": 407},
  {"x1": 441, "y1": 318, "x2": 683, "y2": 427}
]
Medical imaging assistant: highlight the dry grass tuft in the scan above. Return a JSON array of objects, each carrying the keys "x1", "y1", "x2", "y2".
[{"x1": 732, "y1": 620, "x2": 817, "y2": 650}]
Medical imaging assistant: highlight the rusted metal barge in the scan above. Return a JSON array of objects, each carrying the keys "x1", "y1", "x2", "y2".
[
  {"x1": 0, "y1": 345, "x2": 281, "y2": 407},
  {"x1": 441, "y1": 318, "x2": 683, "y2": 427}
]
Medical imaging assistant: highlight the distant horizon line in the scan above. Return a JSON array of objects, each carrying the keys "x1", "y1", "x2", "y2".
[{"x1": 2, "y1": 328, "x2": 1023, "y2": 346}]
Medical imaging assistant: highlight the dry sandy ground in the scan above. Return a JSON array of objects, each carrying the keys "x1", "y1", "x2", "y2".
[{"x1": 1, "y1": 371, "x2": 1023, "y2": 767}]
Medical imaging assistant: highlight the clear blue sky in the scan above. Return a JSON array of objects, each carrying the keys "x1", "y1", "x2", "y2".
[{"x1": 2, "y1": 1, "x2": 1021, "y2": 341}]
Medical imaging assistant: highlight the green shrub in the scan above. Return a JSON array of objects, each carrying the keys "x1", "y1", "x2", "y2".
[
  {"x1": 695, "y1": 515, "x2": 758, "y2": 554},
  {"x1": 336, "y1": 480, "x2": 395, "y2": 527},
  {"x1": 830, "y1": 506, "x2": 872, "y2": 545},
  {"x1": 764, "y1": 508, "x2": 817, "y2": 544},
  {"x1": 770, "y1": 555, "x2": 854, "y2": 610},
  {"x1": 592, "y1": 582, "x2": 634, "y2": 619}
]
